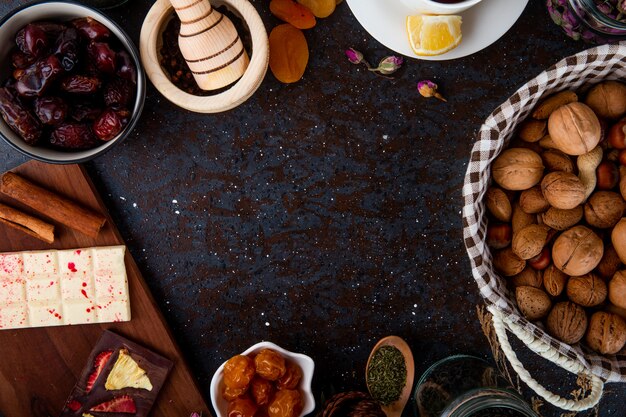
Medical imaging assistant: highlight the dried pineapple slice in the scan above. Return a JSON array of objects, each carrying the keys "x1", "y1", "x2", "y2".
[{"x1": 105, "y1": 349, "x2": 153, "y2": 391}]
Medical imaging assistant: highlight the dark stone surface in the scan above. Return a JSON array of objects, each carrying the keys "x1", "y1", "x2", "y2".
[{"x1": 0, "y1": 1, "x2": 623, "y2": 416}]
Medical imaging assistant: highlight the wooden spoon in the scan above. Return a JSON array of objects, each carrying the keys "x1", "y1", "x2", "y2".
[{"x1": 366, "y1": 336, "x2": 415, "y2": 417}]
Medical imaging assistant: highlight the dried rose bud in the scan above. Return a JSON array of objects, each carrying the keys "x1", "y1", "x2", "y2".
[
  {"x1": 345, "y1": 48, "x2": 364, "y2": 65},
  {"x1": 417, "y1": 80, "x2": 447, "y2": 102},
  {"x1": 375, "y1": 55, "x2": 403, "y2": 75}
]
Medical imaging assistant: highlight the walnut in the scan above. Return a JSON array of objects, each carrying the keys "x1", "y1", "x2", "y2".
[
  {"x1": 516, "y1": 286, "x2": 552, "y2": 320},
  {"x1": 493, "y1": 247, "x2": 526, "y2": 277},
  {"x1": 510, "y1": 266, "x2": 543, "y2": 288},
  {"x1": 547, "y1": 301, "x2": 588, "y2": 344},
  {"x1": 611, "y1": 218, "x2": 626, "y2": 264},
  {"x1": 512, "y1": 224, "x2": 550, "y2": 260},
  {"x1": 584, "y1": 81, "x2": 626, "y2": 120},
  {"x1": 512, "y1": 201, "x2": 537, "y2": 233},
  {"x1": 541, "y1": 171, "x2": 586, "y2": 210},
  {"x1": 548, "y1": 102, "x2": 601, "y2": 155},
  {"x1": 552, "y1": 225, "x2": 604, "y2": 276},
  {"x1": 492, "y1": 148, "x2": 544, "y2": 191},
  {"x1": 541, "y1": 206, "x2": 583, "y2": 231},
  {"x1": 486, "y1": 187, "x2": 512, "y2": 222},
  {"x1": 597, "y1": 245, "x2": 623, "y2": 279},
  {"x1": 566, "y1": 273, "x2": 607, "y2": 307},
  {"x1": 543, "y1": 264, "x2": 568, "y2": 297},
  {"x1": 519, "y1": 186, "x2": 550, "y2": 214},
  {"x1": 609, "y1": 270, "x2": 626, "y2": 310},
  {"x1": 584, "y1": 191, "x2": 625, "y2": 228},
  {"x1": 585, "y1": 311, "x2": 626, "y2": 354},
  {"x1": 541, "y1": 149, "x2": 574, "y2": 173}
]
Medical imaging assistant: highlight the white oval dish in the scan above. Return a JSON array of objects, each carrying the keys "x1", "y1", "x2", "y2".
[{"x1": 210, "y1": 341, "x2": 315, "y2": 417}]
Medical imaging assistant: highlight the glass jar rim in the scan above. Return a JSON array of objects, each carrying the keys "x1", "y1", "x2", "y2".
[
  {"x1": 569, "y1": 0, "x2": 626, "y2": 30},
  {"x1": 442, "y1": 387, "x2": 539, "y2": 417}
]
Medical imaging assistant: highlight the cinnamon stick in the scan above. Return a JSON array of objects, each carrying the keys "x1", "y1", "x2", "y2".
[
  {"x1": 0, "y1": 203, "x2": 54, "y2": 243},
  {"x1": 0, "y1": 172, "x2": 106, "y2": 238}
]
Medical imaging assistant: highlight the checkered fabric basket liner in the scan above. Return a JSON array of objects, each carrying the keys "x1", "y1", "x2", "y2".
[{"x1": 462, "y1": 42, "x2": 626, "y2": 384}]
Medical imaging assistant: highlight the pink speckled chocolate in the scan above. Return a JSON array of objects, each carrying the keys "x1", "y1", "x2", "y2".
[{"x1": 0, "y1": 245, "x2": 130, "y2": 329}]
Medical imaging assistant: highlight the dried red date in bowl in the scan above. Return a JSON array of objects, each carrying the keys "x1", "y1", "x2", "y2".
[{"x1": 0, "y1": 1, "x2": 145, "y2": 163}]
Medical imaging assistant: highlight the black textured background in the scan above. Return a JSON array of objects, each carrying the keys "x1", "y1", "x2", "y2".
[{"x1": 0, "y1": 1, "x2": 624, "y2": 416}]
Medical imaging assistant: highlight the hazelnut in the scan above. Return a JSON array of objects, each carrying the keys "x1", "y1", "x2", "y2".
[
  {"x1": 512, "y1": 202, "x2": 537, "y2": 233},
  {"x1": 596, "y1": 161, "x2": 619, "y2": 190},
  {"x1": 510, "y1": 266, "x2": 543, "y2": 288},
  {"x1": 596, "y1": 245, "x2": 623, "y2": 279},
  {"x1": 528, "y1": 247, "x2": 551, "y2": 270},
  {"x1": 547, "y1": 301, "x2": 588, "y2": 344},
  {"x1": 584, "y1": 191, "x2": 625, "y2": 229},
  {"x1": 518, "y1": 119, "x2": 547, "y2": 143},
  {"x1": 512, "y1": 224, "x2": 550, "y2": 260},
  {"x1": 553, "y1": 225, "x2": 604, "y2": 276},
  {"x1": 492, "y1": 148, "x2": 544, "y2": 191},
  {"x1": 544, "y1": 264, "x2": 568, "y2": 296},
  {"x1": 566, "y1": 273, "x2": 607, "y2": 307},
  {"x1": 515, "y1": 286, "x2": 552, "y2": 320},
  {"x1": 585, "y1": 311, "x2": 626, "y2": 354},
  {"x1": 609, "y1": 270, "x2": 626, "y2": 310},
  {"x1": 585, "y1": 81, "x2": 626, "y2": 120},
  {"x1": 548, "y1": 102, "x2": 601, "y2": 155},
  {"x1": 541, "y1": 149, "x2": 574, "y2": 173},
  {"x1": 486, "y1": 223, "x2": 512, "y2": 249},
  {"x1": 541, "y1": 172, "x2": 586, "y2": 210},
  {"x1": 533, "y1": 91, "x2": 578, "y2": 119},
  {"x1": 541, "y1": 206, "x2": 583, "y2": 231},
  {"x1": 493, "y1": 247, "x2": 526, "y2": 277},
  {"x1": 611, "y1": 218, "x2": 626, "y2": 264},
  {"x1": 608, "y1": 119, "x2": 626, "y2": 149},
  {"x1": 486, "y1": 187, "x2": 512, "y2": 222},
  {"x1": 519, "y1": 186, "x2": 550, "y2": 214}
]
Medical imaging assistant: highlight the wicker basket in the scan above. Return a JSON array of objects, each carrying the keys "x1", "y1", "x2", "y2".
[
  {"x1": 318, "y1": 391, "x2": 385, "y2": 417},
  {"x1": 462, "y1": 42, "x2": 626, "y2": 411}
]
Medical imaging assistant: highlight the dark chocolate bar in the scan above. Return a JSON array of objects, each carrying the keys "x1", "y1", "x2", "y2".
[{"x1": 59, "y1": 330, "x2": 173, "y2": 417}]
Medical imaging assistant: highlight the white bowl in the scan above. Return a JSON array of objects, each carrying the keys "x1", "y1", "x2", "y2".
[
  {"x1": 0, "y1": 1, "x2": 146, "y2": 164},
  {"x1": 400, "y1": 0, "x2": 482, "y2": 15},
  {"x1": 210, "y1": 341, "x2": 315, "y2": 417}
]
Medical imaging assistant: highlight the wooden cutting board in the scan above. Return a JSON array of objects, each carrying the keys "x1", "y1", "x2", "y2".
[{"x1": 0, "y1": 160, "x2": 210, "y2": 417}]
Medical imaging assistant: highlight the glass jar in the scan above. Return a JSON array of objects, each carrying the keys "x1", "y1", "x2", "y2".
[
  {"x1": 414, "y1": 355, "x2": 538, "y2": 417},
  {"x1": 547, "y1": 0, "x2": 626, "y2": 43}
]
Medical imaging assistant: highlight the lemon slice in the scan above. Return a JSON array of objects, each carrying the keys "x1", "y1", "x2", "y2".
[{"x1": 406, "y1": 15, "x2": 462, "y2": 56}]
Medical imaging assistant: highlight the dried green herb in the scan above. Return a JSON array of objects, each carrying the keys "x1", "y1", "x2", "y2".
[{"x1": 367, "y1": 345, "x2": 406, "y2": 405}]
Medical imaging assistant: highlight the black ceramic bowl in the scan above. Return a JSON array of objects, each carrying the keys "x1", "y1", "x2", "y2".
[{"x1": 0, "y1": 1, "x2": 145, "y2": 164}]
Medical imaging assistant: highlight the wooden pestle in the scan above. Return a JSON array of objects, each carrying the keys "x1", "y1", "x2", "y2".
[{"x1": 169, "y1": 0, "x2": 249, "y2": 90}]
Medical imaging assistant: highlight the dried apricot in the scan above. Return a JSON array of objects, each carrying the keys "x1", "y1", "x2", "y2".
[
  {"x1": 296, "y1": 0, "x2": 335, "y2": 18},
  {"x1": 254, "y1": 348, "x2": 286, "y2": 380},
  {"x1": 269, "y1": 24, "x2": 309, "y2": 84},
  {"x1": 224, "y1": 355, "x2": 256, "y2": 389},
  {"x1": 270, "y1": 0, "x2": 316, "y2": 30}
]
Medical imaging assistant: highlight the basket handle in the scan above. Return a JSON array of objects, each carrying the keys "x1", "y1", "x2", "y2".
[{"x1": 489, "y1": 306, "x2": 603, "y2": 411}]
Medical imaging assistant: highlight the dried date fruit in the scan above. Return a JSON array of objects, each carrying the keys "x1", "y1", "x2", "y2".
[
  {"x1": 276, "y1": 361, "x2": 302, "y2": 390},
  {"x1": 103, "y1": 78, "x2": 132, "y2": 107},
  {"x1": 250, "y1": 376, "x2": 274, "y2": 406},
  {"x1": 268, "y1": 389, "x2": 303, "y2": 417},
  {"x1": 11, "y1": 50, "x2": 36, "y2": 69},
  {"x1": 34, "y1": 96, "x2": 68, "y2": 126},
  {"x1": 61, "y1": 75, "x2": 101, "y2": 94},
  {"x1": 53, "y1": 27, "x2": 79, "y2": 71},
  {"x1": 93, "y1": 108, "x2": 123, "y2": 141},
  {"x1": 116, "y1": 50, "x2": 137, "y2": 84},
  {"x1": 115, "y1": 108, "x2": 131, "y2": 126},
  {"x1": 50, "y1": 123, "x2": 99, "y2": 149},
  {"x1": 223, "y1": 355, "x2": 256, "y2": 390},
  {"x1": 72, "y1": 17, "x2": 111, "y2": 41},
  {"x1": 15, "y1": 55, "x2": 63, "y2": 97},
  {"x1": 71, "y1": 103, "x2": 102, "y2": 122},
  {"x1": 88, "y1": 42, "x2": 116, "y2": 74},
  {"x1": 15, "y1": 24, "x2": 49, "y2": 58},
  {"x1": 270, "y1": 0, "x2": 317, "y2": 29},
  {"x1": 0, "y1": 87, "x2": 42, "y2": 144},
  {"x1": 254, "y1": 348, "x2": 287, "y2": 381},
  {"x1": 227, "y1": 396, "x2": 258, "y2": 417},
  {"x1": 269, "y1": 24, "x2": 309, "y2": 84}
]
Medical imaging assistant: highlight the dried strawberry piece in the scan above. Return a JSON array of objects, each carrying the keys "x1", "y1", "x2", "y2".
[
  {"x1": 66, "y1": 399, "x2": 81, "y2": 412},
  {"x1": 89, "y1": 395, "x2": 136, "y2": 413},
  {"x1": 85, "y1": 350, "x2": 113, "y2": 393}
]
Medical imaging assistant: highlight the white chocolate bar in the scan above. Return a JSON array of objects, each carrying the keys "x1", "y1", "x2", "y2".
[{"x1": 0, "y1": 245, "x2": 130, "y2": 329}]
